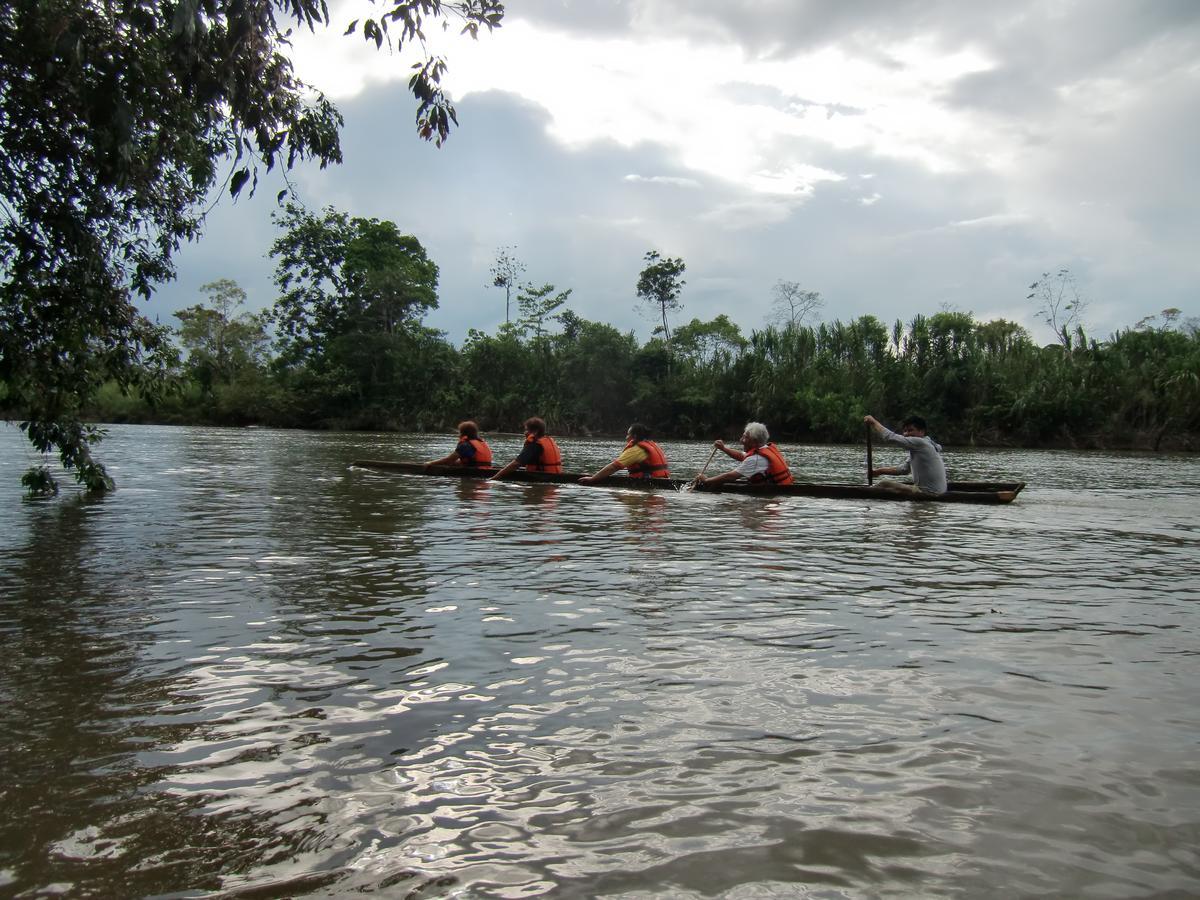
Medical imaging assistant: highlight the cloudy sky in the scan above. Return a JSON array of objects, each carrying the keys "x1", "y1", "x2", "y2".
[{"x1": 155, "y1": 0, "x2": 1199, "y2": 346}]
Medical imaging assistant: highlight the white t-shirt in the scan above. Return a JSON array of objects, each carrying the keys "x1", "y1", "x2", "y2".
[{"x1": 734, "y1": 454, "x2": 770, "y2": 480}]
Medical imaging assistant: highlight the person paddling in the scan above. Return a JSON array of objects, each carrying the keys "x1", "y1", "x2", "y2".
[
  {"x1": 425, "y1": 420, "x2": 493, "y2": 469},
  {"x1": 491, "y1": 417, "x2": 562, "y2": 479},
  {"x1": 694, "y1": 422, "x2": 793, "y2": 487},
  {"x1": 863, "y1": 414, "x2": 946, "y2": 495},
  {"x1": 580, "y1": 423, "x2": 670, "y2": 484}
]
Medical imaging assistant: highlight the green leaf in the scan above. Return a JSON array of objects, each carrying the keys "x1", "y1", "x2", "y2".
[{"x1": 230, "y1": 168, "x2": 250, "y2": 197}]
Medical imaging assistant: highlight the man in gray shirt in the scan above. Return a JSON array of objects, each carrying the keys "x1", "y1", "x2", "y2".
[{"x1": 863, "y1": 414, "x2": 947, "y2": 495}]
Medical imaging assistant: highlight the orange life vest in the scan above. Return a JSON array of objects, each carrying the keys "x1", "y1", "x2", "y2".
[
  {"x1": 459, "y1": 437, "x2": 493, "y2": 467},
  {"x1": 623, "y1": 439, "x2": 670, "y2": 479},
  {"x1": 524, "y1": 434, "x2": 562, "y2": 473},
  {"x1": 747, "y1": 443, "x2": 793, "y2": 485}
]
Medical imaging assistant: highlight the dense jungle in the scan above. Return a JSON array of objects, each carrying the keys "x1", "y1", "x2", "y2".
[{"x1": 78, "y1": 209, "x2": 1200, "y2": 453}]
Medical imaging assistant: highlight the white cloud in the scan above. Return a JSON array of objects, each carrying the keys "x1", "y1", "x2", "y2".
[
  {"x1": 697, "y1": 197, "x2": 797, "y2": 231},
  {"x1": 949, "y1": 213, "x2": 1032, "y2": 230},
  {"x1": 292, "y1": 14, "x2": 999, "y2": 193},
  {"x1": 622, "y1": 174, "x2": 701, "y2": 188},
  {"x1": 156, "y1": 2, "x2": 1200, "y2": 347}
]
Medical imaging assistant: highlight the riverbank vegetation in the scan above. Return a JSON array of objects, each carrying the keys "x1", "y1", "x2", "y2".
[{"x1": 82, "y1": 261, "x2": 1200, "y2": 452}]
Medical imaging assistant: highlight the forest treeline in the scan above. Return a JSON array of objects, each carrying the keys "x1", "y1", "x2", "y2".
[{"x1": 80, "y1": 212, "x2": 1200, "y2": 452}]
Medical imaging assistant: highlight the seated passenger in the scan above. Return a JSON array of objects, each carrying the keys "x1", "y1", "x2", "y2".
[
  {"x1": 579, "y1": 423, "x2": 670, "y2": 484},
  {"x1": 426, "y1": 420, "x2": 493, "y2": 469},
  {"x1": 491, "y1": 416, "x2": 562, "y2": 479},
  {"x1": 695, "y1": 421, "x2": 793, "y2": 487},
  {"x1": 863, "y1": 414, "x2": 946, "y2": 494}
]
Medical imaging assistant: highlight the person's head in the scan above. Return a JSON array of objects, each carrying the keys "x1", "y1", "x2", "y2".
[
  {"x1": 901, "y1": 415, "x2": 927, "y2": 437},
  {"x1": 627, "y1": 423, "x2": 651, "y2": 442},
  {"x1": 524, "y1": 416, "x2": 547, "y2": 437},
  {"x1": 457, "y1": 420, "x2": 480, "y2": 440},
  {"x1": 741, "y1": 421, "x2": 769, "y2": 449}
]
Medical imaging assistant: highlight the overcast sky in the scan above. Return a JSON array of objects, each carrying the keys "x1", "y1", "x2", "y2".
[{"x1": 154, "y1": 0, "x2": 1199, "y2": 346}]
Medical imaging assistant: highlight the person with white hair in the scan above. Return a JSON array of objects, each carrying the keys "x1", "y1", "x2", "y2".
[{"x1": 695, "y1": 421, "x2": 793, "y2": 487}]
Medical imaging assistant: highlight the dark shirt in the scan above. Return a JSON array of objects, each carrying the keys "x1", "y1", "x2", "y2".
[
  {"x1": 515, "y1": 441, "x2": 544, "y2": 467},
  {"x1": 455, "y1": 440, "x2": 478, "y2": 463}
]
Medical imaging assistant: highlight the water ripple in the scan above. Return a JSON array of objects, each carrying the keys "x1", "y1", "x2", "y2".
[{"x1": 1, "y1": 425, "x2": 1198, "y2": 897}]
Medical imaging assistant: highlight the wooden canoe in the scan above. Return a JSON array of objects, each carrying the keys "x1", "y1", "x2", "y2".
[{"x1": 351, "y1": 461, "x2": 1025, "y2": 504}]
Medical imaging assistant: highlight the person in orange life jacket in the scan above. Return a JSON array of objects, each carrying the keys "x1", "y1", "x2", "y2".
[
  {"x1": 491, "y1": 416, "x2": 563, "y2": 479},
  {"x1": 694, "y1": 421, "x2": 794, "y2": 487},
  {"x1": 579, "y1": 423, "x2": 670, "y2": 484},
  {"x1": 425, "y1": 420, "x2": 494, "y2": 469}
]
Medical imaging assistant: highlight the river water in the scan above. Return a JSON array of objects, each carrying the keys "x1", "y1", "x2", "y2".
[{"x1": 1, "y1": 424, "x2": 1197, "y2": 898}]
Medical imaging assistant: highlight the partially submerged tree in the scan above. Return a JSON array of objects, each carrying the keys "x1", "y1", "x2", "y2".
[
  {"x1": 0, "y1": 0, "x2": 504, "y2": 493},
  {"x1": 636, "y1": 251, "x2": 686, "y2": 344}
]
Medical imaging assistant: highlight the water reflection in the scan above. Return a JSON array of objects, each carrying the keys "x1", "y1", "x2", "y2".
[
  {"x1": 0, "y1": 425, "x2": 1198, "y2": 897},
  {"x1": 0, "y1": 494, "x2": 328, "y2": 896}
]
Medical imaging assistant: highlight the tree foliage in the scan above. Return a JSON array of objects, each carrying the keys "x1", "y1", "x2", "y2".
[
  {"x1": 636, "y1": 250, "x2": 686, "y2": 343},
  {"x1": 85, "y1": 289, "x2": 1200, "y2": 453},
  {"x1": 175, "y1": 279, "x2": 270, "y2": 398},
  {"x1": 517, "y1": 283, "x2": 570, "y2": 340},
  {"x1": 0, "y1": 0, "x2": 504, "y2": 493},
  {"x1": 269, "y1": 204, "x2": 441, "y2": 425},
  {"x1": 488, "y1": 245, "x2": 526, "y2": 324},
  {"x1": 770, "y1": 280, "x2": 824, "y2": 328},
  {"x1": 1028, "y1": 268, "x2": 1089, "y2": 346}
]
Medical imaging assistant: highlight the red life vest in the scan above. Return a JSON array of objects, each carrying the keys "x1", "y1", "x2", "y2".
[
  {"x1": 623, "y1": 439, "x2": 670, "y2": 479},
  {"x1": 747, "y1": 443, "x2": 793, "y2": 485},
  {"x1": 460, "y1": 437, "x2": 493, "y2": 467},
  {"x1": 525, "y1": 435, "x2": 562, "y2": 473}
]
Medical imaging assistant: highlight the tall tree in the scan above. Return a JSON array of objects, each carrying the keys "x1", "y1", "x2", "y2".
[
  {"x1": 174, "y1": 279, "x2": 269, "y2": 394},
  {"x1": 0, "y1": 0, "x2": 503, "y2": 493},
  {"x1": 269, "y1": 204, "x2": 440, "y2": 423},
  {"x1": 517, "y1": 283, "x2": 571, "y2": 340},
  {"x1": 489, "y1": 246, "x2": 526, "y2": 324},
  {"x1": 1027, "y1": 268, "x2": 1089, "y2": 346},
  {"x1": 672, "y1": 315, "x2": 748, "y2": 366},
  {"x1": 770, "y1": 280, "x2": 824, "y2": 328},
  {"x1": 636, "y1": 250, "x2": 686, "y2": 343},
  {"x1": 270, "y1": 204, "x2": 439, "y2": 362}
]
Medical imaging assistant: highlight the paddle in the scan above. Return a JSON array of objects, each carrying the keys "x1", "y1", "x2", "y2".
[
  {"x1": 687, "y1": 445, "x2": 720, "y2": 491},
  {"x1": 866, "y1": 421, "x2": 874, "y2": 485}
]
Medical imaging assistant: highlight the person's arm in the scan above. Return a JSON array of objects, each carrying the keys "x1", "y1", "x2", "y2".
[
  {"x1": 491, "y1": 441, "x2": 540, "y2": 479},
  {"x1": 581, "y1": 445, "x2": 646, "y2": 483},
  {"x1": 429, "y1": 439, "x2": 477, "y2": 467},
  {"x1": 694, "y1": 469, "x2": 744, "y2": 487},
  {"x1": 866, "y1": 414, "x2": 929, "y2": 453},
  {"x1": 579, "y1": 460, "x2": 623, "y2": 484},
  {"x1": 490, "y1": 457, "x2": 521, "y2": 479},
  {"x1": 865, "y1": 416, "x2": 911, "y2": 477},
  {"x1": 714, "y1": 438, "x2": 746, "y2": 462},
  {"x1": 696, "y1": 453, "x2": 766, "y2": 487}
]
